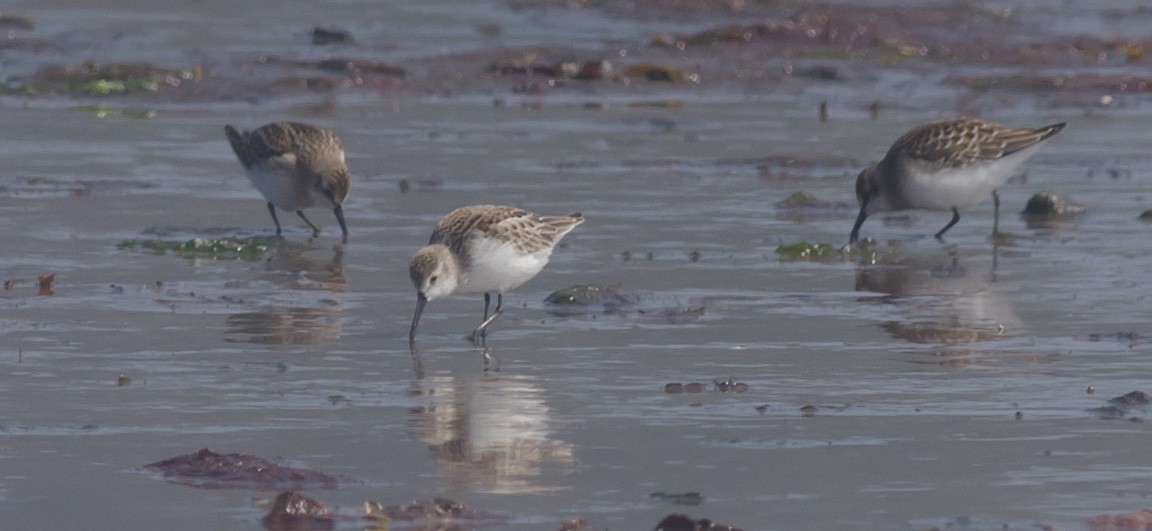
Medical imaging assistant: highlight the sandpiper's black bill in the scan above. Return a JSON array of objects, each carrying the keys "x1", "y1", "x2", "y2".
[
  {"x1": 409, "y1": 293, "x2": 428, "y2": 345},
  {"x1": 849, "y1": 207, "x2": 868, "y2": 244},
  {"x1": 334, "y1": 205, "x2": 349, "y2": 242}
]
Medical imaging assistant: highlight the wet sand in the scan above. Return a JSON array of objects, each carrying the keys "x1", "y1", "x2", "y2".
[{"x1": 2, "y1": 1, "x2": 1152, "y2": 529}]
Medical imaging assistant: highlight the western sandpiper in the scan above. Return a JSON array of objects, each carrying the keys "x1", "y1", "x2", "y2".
[
  {"x1": 850, "y1": 118, "x2": 1065, "y2": 243},
  {"x1": 224, "y1": 122, "x2": 350, "y2": 241},
  {"x1": 408, "y1": 205, "x2": 584, "y2": 344}
]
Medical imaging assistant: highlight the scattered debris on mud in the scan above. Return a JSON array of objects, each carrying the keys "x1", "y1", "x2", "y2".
[
  {"x1": 1090, "y1": 508, "x2": 1152, "y2": 530},
  {"x1": 665, "y1": 382, "x2": 706, "y2": 394},
  {"x1": 777, "y1": 241, "x2": 881, "y2": 263},
  {"x1": 1087, "y1": 331, "x2": 1143, "y2": 348},
  {"x1": 37, "y1": 273, "x2": 55, "y2": 296},
  {"x1": 664, "y1": 379, "x2": 746, "y2": 394},
  {"x1": 142, "y1": 448, "x2": 343, "y2": 490},
  {"x1": 654, "y1": 513, "x2": 743, "y2": 531},
  {"x1": 261, "y1": 491, "x2": 334, "y2": 531},
  {"x1": 1089, "y1": 391, "x2": 1150, "y2": 421},
  {"x1": 367, "y1": 497, "x2": 509, "y2": 525},
  {"x1": 3, "y1": 1, "x2": 1151, "y2": 105},
  {"x1": 257, "y1": 492, "x2": 511, "y2": 530},
  {"x1": 713, "y1": 378, "x2": 748, "y2": 393},
  {"x1": 311, "y1": 26, "x2": 355, "y2": 46}
]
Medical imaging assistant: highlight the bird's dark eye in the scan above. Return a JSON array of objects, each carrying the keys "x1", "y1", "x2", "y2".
[{"x1": 429, "y1": 275, "x2": 438, "y2": 285}]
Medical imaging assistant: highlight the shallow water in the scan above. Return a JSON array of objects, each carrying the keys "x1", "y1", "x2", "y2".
[{"x1": 3, "y1": 1, "x2": 1152, "y2": 530}]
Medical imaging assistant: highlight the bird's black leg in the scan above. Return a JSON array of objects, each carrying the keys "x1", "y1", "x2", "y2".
[
  {"x1": 471, "y1": 293, "x2": 505, "y2": 343},
  {"x1": 991, "y1": 190, "x2": 1001, "y2": 238},
  {"x1": 296, "y1": 211, "x2": 321, "y2": 237},
  {"x1": 935, "y1": 208, "x2": 961, "y2": 240},
  {"x1": 267, "y1": 202, "x2": 283, "y2": 236}
]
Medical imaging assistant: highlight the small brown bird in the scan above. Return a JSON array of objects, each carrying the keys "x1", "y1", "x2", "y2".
[
  {"x1": 408, "y1": 205, "x2": 584, "y2": 344},
  {"x1": 850, "y1": 118, "x2": 1065, "y2": 243},
  {"x1": 224, "y1": 122, "x2": 350, "y2": 241}
]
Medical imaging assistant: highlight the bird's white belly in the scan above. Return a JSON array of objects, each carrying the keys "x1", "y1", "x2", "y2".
[
  {"x1": 247, "y1": 156, "x2": 317, "y2": 212},
  {"x1": 901, "y1": 145, "x2": 1041, "y2": 211},
  {"x1": 457, "y1": 238, "x2": 550, "y2": 295},
  {"x1": 902, "y1": 165, "x2": 999, "y2": 210}
]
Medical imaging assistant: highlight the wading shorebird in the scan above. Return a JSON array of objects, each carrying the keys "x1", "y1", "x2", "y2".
[
  {"x1": 408, "y1": 205, "x2": 584, "y2": 345},
  {"x1": 850, "y1": 118, "x2": 1065, "y2": 243},
  {"x1": 224, "y1": 122, "x2": 350, "y2": 241}
]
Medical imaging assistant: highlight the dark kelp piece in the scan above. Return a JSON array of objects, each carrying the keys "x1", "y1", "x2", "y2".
[{"x1": 142, "y1": 448, "x2": 341, "y2": 490}]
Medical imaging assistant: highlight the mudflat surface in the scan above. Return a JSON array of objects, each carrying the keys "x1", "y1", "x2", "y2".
[{"x1": 3, "y1": 1, "x2": 1152, "y2": 529}]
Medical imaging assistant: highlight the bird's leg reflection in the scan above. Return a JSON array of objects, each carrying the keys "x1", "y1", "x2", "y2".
[
  {"x1": 409, "y1": 343, "x2": 425, "y2": 380},
  {"x1": 482, "y1": 346, "x2": 500, "y2": 373},
  {"x1": 990, "y1": 236, "x2": 1000, "y2": 283}
]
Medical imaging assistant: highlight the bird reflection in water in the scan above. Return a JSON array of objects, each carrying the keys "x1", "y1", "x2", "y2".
[
  {"x1": 224, "y1": 244, "x2": 345, "y2": 345},
  {"x1": 408, "y1": 369, "x2": 575, "y2": 494},
  {"x1": 855, "y1": 249, "x2": 1022, "y2": 356}
]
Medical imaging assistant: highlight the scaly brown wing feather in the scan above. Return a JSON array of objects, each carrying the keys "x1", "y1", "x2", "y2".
[
  {"x1": 430, "y1": 205, "x2": 584, "y2": 262},
  {"x1": 893, "y1": 118, "x2": 1065, "y2": 170}
]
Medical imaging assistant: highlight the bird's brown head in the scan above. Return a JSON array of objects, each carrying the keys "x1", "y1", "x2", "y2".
[{"x1": 409, "y1": 245, "x2": 459, "y2": 302}]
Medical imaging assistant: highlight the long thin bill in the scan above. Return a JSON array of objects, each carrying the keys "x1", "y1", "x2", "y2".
[
  {"x1": 333, "y1": 205, "x2": 349, "y2": 242},
  {"x1": 849, "y1": 207, "x2": 868, "y2": 244},
  {"x1": 409, "y1": 294, "x2": 427, "y2": 345}
]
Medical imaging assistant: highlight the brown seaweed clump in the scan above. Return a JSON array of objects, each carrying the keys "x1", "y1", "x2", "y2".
[
  {"x1": 142, "y1": 448, "x2": 342, "y2": 490},
  {"x1": 1021, "y1": 191, "x2": 1085, "y2": 217},
  {"x1": 654, "y1": 513, "x2": 743, "y2": 531},
  {"x1": 1090, "y1": 508, "x2": 1152, "y2": 530},
  {"x1": 262, "y1": 492, "x2": 334, "y2": 531},
  {"x1": 364, "y1": 497, "x2": 509, "y2": 525}
]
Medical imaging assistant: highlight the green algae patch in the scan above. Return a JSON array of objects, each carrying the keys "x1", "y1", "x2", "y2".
[
  {"x1": 23, "y1": 61, "x2": 192, "y2": 98},
  {"x1": 776, "y1": 241, "x2": 880, "y2": 263},
  {"x1": 78, "y1": 78, "x2": 159, "y2": 95},
  {"x1": 0, "y1": 82, "x2": 37, "y2": 96},
  {"x1": 117, "y1": 236, "x2": 280, "y2": 261}
]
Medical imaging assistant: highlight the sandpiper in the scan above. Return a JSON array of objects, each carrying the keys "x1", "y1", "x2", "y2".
[
  {"x1": 408, "y1": 205, "x2": 584, "y2": 345},
  {"x1": 850, "y1": 118, "x2": 1065, "y2": 243},
  {"x1": 224, "y1": 122, "x2": 351, "y2": 241}
]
